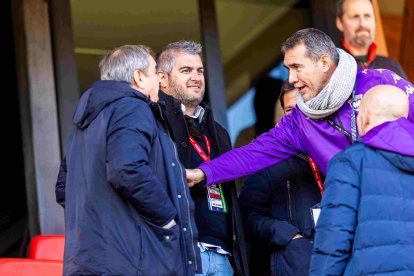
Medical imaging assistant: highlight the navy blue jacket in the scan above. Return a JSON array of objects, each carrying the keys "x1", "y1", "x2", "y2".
[
  {"x1": 158, "y1": 91, "x2": 249, "y2": 275},
  {"x1": 56, "y1": 80, "x2": 200, "y2": 275},
  {"x1": 311, "y1": 118, "x2": 414, "y2": 275},
  {"x1": 239, "y1": 155, "x2": 321, "y2": 276}
]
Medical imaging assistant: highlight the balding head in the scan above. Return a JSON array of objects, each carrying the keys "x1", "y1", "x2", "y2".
[{"x1": 357, "y1": 85, "x2": 408, "y2": 136}]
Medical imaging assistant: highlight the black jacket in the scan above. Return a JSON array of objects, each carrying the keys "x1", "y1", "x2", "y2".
[
  {"x1": 56, "y1": 80, "x2": 200, "y2": 275},
  {"x1": 339, "y1": 43, "x2": 408, "y2": 80},
  {"x1": 159, "y1": 91, "x2": 249, "y2": 276},
  {"x1": 364, "y1": 55, "x2": 408, "y2": 80},
  {"x1": 239, "y1": 155, "x2": 321, "y2": 276}
]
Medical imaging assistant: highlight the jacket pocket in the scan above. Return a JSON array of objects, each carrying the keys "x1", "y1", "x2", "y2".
[
  {"x1": 271, "y1": 238, "x2": 313, "y2": 276},
  {"x1": 139, "y1": 220, "x2": 183, "y2": 276}
]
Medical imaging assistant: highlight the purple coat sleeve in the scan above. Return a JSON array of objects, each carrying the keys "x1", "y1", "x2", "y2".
[{"x1": 199, "y1": 110, "x2": 305, "y2": 186}]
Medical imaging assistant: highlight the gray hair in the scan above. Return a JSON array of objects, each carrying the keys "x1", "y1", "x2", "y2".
[
  {"x1": 99, "y1": 44, "x2": 155, "y2": 84},
  {"x1": 336, "y1": 0, "x2": 373, "y2": 18},
  {"x1": 281, "y1": 28, "x2": 339, "y2": 65},
  {"x1": 156, "y1": 41, "x2": 202, "y2": 74}
]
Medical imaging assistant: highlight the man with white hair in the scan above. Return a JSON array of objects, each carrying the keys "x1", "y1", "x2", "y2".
[
  {"x1": 310, "y1": 84, "x2": 414, "y2": 275},
  {"x1": 56, "y1": 45, "x2": 199, "y2": 275}
]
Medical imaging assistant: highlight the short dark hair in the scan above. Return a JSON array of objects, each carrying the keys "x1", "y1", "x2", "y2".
[
  {"x1": 156, "y1": 41, "x2": 202, "y2": 74},
  {"x1": 279, "y1": 80, "x2": 295, "y2": 109},
  {"x1": 281, "y1": 28, "x2": 339, "y2": 65},
  {"x1": 336, "y1": 0, "x2": 373, "y2": 18}
]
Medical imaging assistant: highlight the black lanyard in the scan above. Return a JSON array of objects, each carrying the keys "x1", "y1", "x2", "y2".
[
  {"x1": 325, "y1": 84, "x2": 357, "y2": 145},
  {"x1": 325, "y1": 113, "x2": 352, "y2": 145}
]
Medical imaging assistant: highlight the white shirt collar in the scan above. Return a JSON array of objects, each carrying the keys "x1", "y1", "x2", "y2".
[{"x1": 181, "y1": 104, "x2": 205, "y2": 124}]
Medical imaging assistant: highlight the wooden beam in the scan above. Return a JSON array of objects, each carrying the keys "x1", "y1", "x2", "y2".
[
  {"x1": 372, "y1": 0, "x2": 388, "y2": 56},
  {"x1": 400, "y1": 0, "x2": 414, "y2": 81}
]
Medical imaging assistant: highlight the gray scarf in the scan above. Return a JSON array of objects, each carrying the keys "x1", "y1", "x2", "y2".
[{"x1": 296, "y1": 48, "x2": 357, "y2": 120}]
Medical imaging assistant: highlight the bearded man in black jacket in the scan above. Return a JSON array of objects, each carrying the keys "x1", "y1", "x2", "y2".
[
  {"x1": 156, "y1": 41, "x2": 248, "y2": 276},
  {"x1": 336, "y1": 0, "x2": 407, "y2": 79}
]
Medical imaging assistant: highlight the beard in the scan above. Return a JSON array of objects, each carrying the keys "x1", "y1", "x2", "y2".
[
  {"x1": 303, "y1": 77, "x2": 329, "y2": 102},
  {"x1": 302, "y1": 87, "x2": 321, "y2": 102},
  {"x1": 169, "y1": 79, "x2": 205, "y2": 108},
  {"x1": 352, "y1": 28, "x2": 373, "y2": 47}
]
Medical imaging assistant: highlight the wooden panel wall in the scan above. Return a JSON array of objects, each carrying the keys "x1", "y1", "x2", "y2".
[
  {"x1": 400, "y1": 0, "x2": 414, "y2": 81},
  {"x1": 381, "y1": 14, "x2": 402, "y2": 61},
  {"x1": 373, "y1": 0, "x2": 388, "y2": 56}
]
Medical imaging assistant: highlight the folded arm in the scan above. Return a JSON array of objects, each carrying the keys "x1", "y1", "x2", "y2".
[{"x1": 106, "y1": 102, "x2": 176, "y2": 227}]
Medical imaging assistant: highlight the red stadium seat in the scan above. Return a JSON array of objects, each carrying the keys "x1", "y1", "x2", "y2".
[
  {"x1": 28, "y1": 234, "x2": 64, "y2": 261},
  {"x1": 0, "y1": 258, "x2": 63, "y2": 276}
]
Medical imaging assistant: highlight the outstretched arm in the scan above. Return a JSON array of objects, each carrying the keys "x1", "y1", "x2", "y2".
[{"x1": 198, "y1": 112, "x2": 305, "y2": 186}]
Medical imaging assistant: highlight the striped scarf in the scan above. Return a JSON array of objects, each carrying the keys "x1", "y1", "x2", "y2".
[{"x1": 296, "y1": 48, "x2": 357, "y2": 119}]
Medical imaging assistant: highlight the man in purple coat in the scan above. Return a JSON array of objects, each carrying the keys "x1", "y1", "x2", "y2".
[{"x1": 186, "y1": 28, "x2": 414, "y2": 187}]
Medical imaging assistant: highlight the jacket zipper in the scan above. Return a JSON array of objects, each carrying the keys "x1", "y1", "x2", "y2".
[
  {"x1": 157, "y1": 105, "x2": 199, "y2": 272},
  {"x1": 287, "y1": 180, "x2": 293, "y2": 221}
]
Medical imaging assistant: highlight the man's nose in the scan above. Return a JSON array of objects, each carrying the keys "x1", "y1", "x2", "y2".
[
  {"x1": 190, "y1": 70, "x2": 202, "y2": 81},
  {"x1": 288, "y1": 71, "x2": 298, "y2": 84},
  {"x1": 359, "y1": 17, "x2": 370, "y2": 29}
]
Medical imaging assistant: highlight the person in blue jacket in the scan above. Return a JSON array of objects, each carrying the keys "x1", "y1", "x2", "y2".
[
  {"x1": 55, "y1": 45, "x2": 200, "y2": 276},
  {"x1": 310, "y1": 84, "x2": 414, "y2": 275},
  {"x1": 239, "y1": 81, "x2": 322, "y2": 276}
]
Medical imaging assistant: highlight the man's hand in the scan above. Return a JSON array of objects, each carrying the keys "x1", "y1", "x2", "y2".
[
  {"x1": 162, "y1": 219, "x2": 176, "y2": 229},
  {"x1": 292, "y1": 234, "x2": 303, "y2": 240},
  {"x1": 186, "y1": 169, "x2": 205, "y2": 187}
]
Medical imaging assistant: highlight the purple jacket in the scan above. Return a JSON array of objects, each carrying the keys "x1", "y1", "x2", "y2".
[
  {"x1": 200, "y1": 68, "x2": 414, "y2": 185},
  {"x1": 362, "y1": 117, "x2": 414, "y2": 156}
]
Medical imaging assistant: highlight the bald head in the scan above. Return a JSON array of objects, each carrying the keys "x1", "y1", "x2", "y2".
[{"x1": 357, "y1": 85, "x2": 408, "y2": 136}]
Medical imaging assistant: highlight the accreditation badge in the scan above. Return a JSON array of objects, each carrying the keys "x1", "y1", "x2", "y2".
[{"x1": 207, "y1": 185, "x2": 228, "y2": 213}]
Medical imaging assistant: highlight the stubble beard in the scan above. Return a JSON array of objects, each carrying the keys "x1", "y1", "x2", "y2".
[
  {"x1": 170, "y1": 80, "x2": 204, "y2": 109},
  {"x1": 303, "y1": 79, "x2": 328, "y2": 102},
  {"x1": 303, "y1": 90, "x2": 319, "y2": 102}
]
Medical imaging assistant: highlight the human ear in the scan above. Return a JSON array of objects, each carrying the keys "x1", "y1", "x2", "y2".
[
  {"x1": 320, "y1": 55, "x2": 331, "y2": 72},
  {"x1": 157, "y1": 71, "x2": 168, "y2": 89},
  {"x1": 336, "y1": 17, "x2": 344, "y2": 32},
  {"x1": 360, "y1": 109, "x2": 371, "y2": 135},
  {"x1": 133, "y1": 70, "x2": 143, "y2": 87}
]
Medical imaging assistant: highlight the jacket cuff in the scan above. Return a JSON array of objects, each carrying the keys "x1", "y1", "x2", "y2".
[{"x1": 198, "y1": 163, "x2": 214, "y2": 186}]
